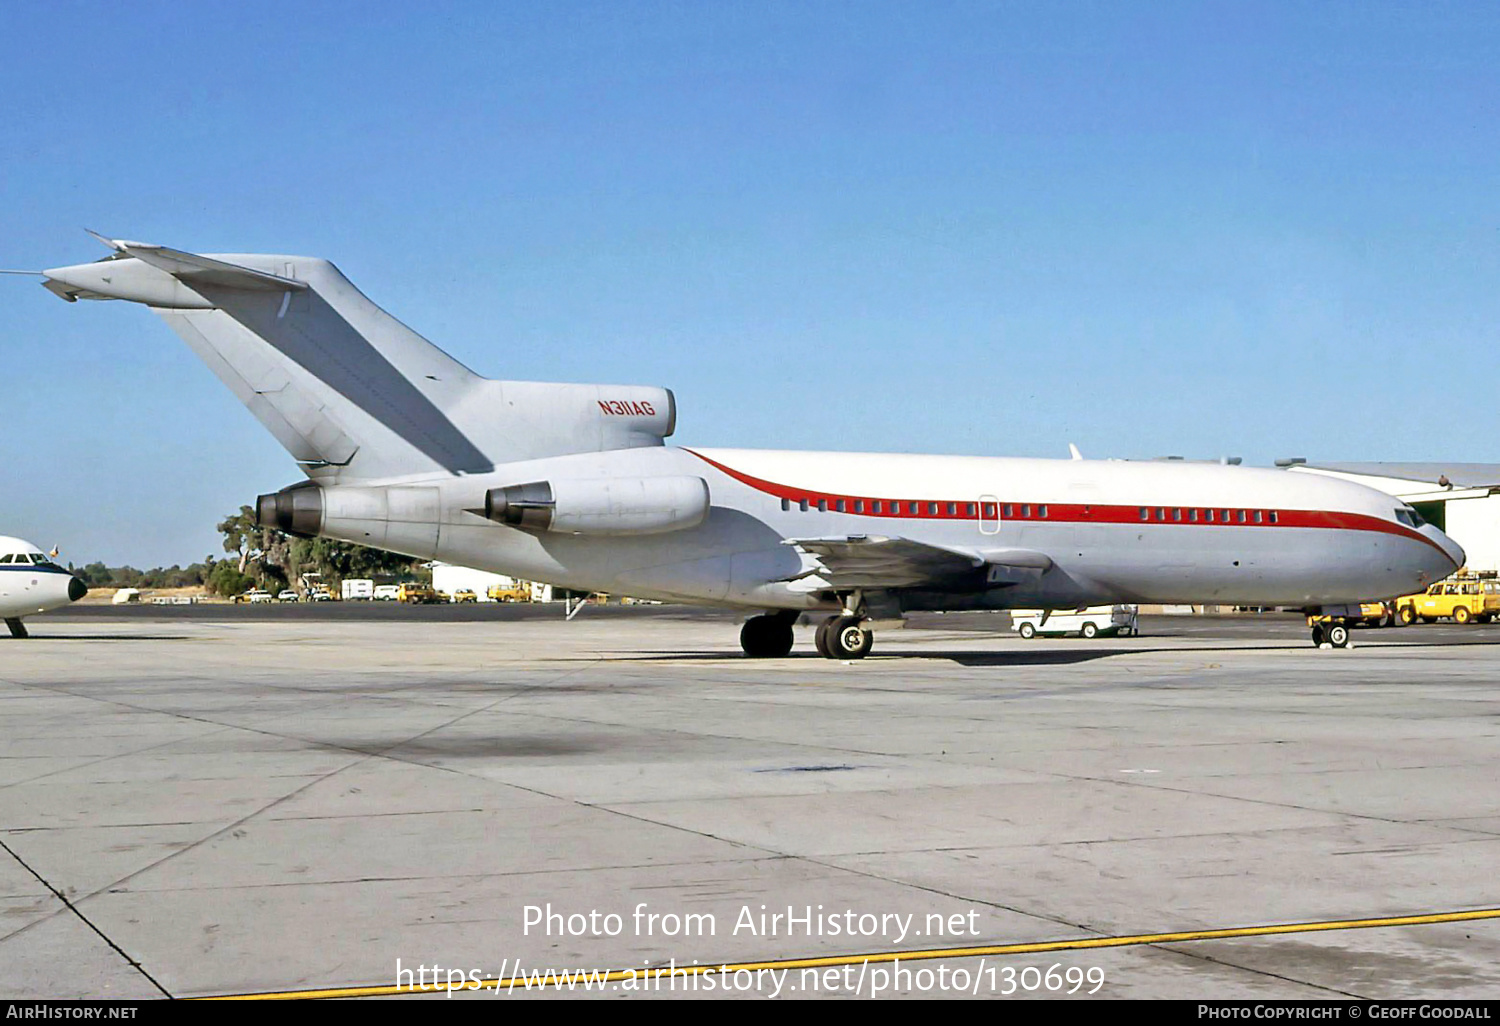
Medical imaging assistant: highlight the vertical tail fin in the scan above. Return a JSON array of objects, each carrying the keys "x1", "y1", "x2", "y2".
[{"x1": 42, "y1": 238, "x2": 676, "y2": 482}]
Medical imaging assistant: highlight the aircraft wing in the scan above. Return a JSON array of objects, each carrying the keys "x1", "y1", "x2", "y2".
[{"x1": 782, "y1": 535, "x2": 1053, "y2": 590}]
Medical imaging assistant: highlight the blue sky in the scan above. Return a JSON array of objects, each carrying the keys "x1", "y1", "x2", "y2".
[{"x1": 4, "y1": 1, "x2": 1500, "y2": 567}]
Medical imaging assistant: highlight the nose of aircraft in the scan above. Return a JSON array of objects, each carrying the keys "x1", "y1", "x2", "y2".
[
  {"x1": 1421, "y1": 524, "x2": 1465, "y2": 578},
  {"x1": 68, "y1": 575, "x2": 88, "y2": 602}
]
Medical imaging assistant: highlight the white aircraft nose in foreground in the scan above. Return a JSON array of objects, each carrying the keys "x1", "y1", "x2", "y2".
[
  {"x1": 0, "y1": 536, "x2": 88, "y2": 637},
  {"x1": 35, "y1": 236, "x2": 1463, "y2": 654}
]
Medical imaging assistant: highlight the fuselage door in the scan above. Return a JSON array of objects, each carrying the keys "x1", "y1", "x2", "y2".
[{"x1": 978, "y1": 494, "x2": 1001, "y2": 536}]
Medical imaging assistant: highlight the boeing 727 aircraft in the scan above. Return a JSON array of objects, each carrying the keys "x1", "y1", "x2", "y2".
[
  {"x1": 34, "y1": 236, "x2": 1463, "y2": 655},
  {"x1": 0, "y1": 536, "x2": 88, "y2": 637}
]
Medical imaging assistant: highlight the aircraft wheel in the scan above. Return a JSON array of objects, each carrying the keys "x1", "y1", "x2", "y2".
[
  {"x1": 1453, "y1": 607, "x2": 1472, "y2": 625},
  {"x1": 1327, "y1": 623, "x2": 1351, "y2": 648},
  {"x1": 814, "y1": 617, "x2": 837, "y2": 658},
  {"x1": 1018, "y1": 622, "x2": 1036, "y2": 639},
  {"x1": 1311, "y1": 624, "x2": 1327, "y2": 646},
  {"x1": 825, "y1": 616, "x2": 873, "y2": 659},
  {"x1": 740, "y1": 615, "x2": 794, "y2": 658},
  {"x1": 1081, "y1": 622, "x2": 1098, "y2": 639}
]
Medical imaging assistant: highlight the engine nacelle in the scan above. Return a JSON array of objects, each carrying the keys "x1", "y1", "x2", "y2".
[
  {"x1": 484, "y1": 476, "x2": 710, "y2": 536},
  {"x1": 255, "y1": 482, "x2": 442, "y2": 556},
  {"x1": 257, "y1": 481, "x2": 323, "y2": 538}
]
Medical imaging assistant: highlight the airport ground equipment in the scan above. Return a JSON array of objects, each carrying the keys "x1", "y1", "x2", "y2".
[
  {"x1": 1307, "y1": 601, "x2": 1397, "y2": 631},
  {"x1": 397, "y1": 583, "x2": 441, "y2": 604},
  {"x1": 486, "y1": 582, "x2": 532, "y2": 602},
  {"x1": 1395, "y1": 572, "x2": 1500, "y2": 625},
  {"x1": 1011, "y1": 605, "x2": 1139, "y2": 640}
]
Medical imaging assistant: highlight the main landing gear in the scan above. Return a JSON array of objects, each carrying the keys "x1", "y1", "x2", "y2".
[
  {"x1": 814, "y1": 615, "x2": 873, "y2": 660},
  {"x1": 740, "y1": 611, "x2": 797, "y2": 658},
  {"x1": 738, "y1": 611, "x2": 877, "y2": 659},
  {"x1": 5, "y1": 618, "x2": 27, "y2": 639}
]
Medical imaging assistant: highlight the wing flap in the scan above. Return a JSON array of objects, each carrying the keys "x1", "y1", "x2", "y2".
[{"x1": 783, "y1": 535, "x2": 1056, "y2": 590}]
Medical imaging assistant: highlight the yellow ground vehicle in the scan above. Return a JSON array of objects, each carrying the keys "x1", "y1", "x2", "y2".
[
  {"x1": 486, "y1": 582, "x2": 531, "y2": 602},
  {"x1": 1307, "y1": 601, "x2": 1396, "y2": 630},
  {"x1": 397, "y1": 583, "x2": 441, "y2": 604},
  {"x1": 1396, "y1": 573, "x2": 1500, "y2": 625},
  {"x1": 448, "y1": 589, "x2": 477, "y2": 603}
]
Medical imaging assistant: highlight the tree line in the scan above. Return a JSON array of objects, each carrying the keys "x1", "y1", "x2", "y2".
[{"x1": 72, "y1": 507, "x2": 429, "y2": 597}]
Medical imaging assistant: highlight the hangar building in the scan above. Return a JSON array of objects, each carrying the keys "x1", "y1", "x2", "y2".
[{"x1": 1284, "y1": 462, "x2": 1500, "y2": 574}]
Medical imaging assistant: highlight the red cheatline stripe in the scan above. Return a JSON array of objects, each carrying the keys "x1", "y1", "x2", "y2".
[{"x1": 683, "y1": 449, "x2": 1454, "y2": 561}]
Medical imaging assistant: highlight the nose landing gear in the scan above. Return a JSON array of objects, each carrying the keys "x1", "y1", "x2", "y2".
[{"x1": 1310, "y1": 622, "x2": 1351, "y2": 649}]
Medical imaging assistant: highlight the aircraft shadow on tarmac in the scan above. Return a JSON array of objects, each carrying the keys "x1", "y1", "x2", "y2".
[{"x1": 2, "y1": 634, "x2": 191, "y2": 642}]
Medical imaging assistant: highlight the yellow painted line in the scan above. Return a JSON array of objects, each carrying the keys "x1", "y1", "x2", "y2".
[{"x1": 201, "y1": 906, "x2": 1500, "y2": 1000}]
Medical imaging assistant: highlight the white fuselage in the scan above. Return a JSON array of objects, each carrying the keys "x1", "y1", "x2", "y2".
[
  {"x1": 0, "y1": 536, "x2": 86, "y2": 622},
  {"x1": 312, "y1": 447, "x2": 1464, "y2": 612}
]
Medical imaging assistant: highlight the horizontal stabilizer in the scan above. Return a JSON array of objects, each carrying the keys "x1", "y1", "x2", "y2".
[{"x1": 110, "y1": 240, "x2": 308, "y2": 292}]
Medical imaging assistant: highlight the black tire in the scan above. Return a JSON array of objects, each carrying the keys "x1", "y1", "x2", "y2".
[
  {"x1": 1398, "y1": 605, "x2": 1416, "y2": 626},
  {"x1": 825, "y1": 616, "x2": 873, "y2": 659},
  {"x1": 1081, "y1": 622, "x2": 1098, "y2": 639},
  {"x1": 740, "y1": 615, "x2": 795, "y2": 658},
  {"x1": 1327, "y1": 623, "x2": 1350, "y2": 648},
  {"x1": 814, "y1": 617, "x2": 835, "y2": 658},
  {"x1": 1018, "y1": 622, "x2": 1036, "y2": 639},
  {"x1": 1453, "y1": 606, "x2": 1472, "y2": 625}
]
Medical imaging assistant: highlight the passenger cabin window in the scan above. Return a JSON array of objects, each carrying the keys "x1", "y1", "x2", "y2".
[
  {"x1": 1038, "y1": 505, "x2": 1048, "y2": 518},
  {"x1": 1189, "y1": 509, "x2": 1199, "y2": 522},
  {"x1": 1005, "y1": 505, "x2": 1015, "y2": 518},
  {"x1": 1269, "y1": 511, "x2": 1279, "y2": 524},
  {"x1": 781, "y1": 498, "x2": 790, "y2": 511},
  {"x1": 927, "y1": 502, "x2": 938, "y2": 515},
  {"x1": 817, "y1": 500, "x2": 828, "y2": 512},
  {"x1": 947, "y1": 502, "x2": 957, "y2": 515},
  {"x1": 873, "y1": 501, "x2": 882, "y2": 514},
  {"x1": 835, "y1": 500, "x2": 846, "y2": 513},
  {"x1": 1139, "y1": 507, "x2": 1149, "y2": 521},
  {"x1": 799, "y1": 499, "x2": 809, "y2": 512}
]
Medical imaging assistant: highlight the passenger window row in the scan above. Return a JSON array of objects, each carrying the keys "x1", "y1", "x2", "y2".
[
  {"x1": 1137, "y1": 508, "x2": 1278, "y2": 525},
  {"x1": 777, "y1": 498, "x2": 1048, "y2": 518}
]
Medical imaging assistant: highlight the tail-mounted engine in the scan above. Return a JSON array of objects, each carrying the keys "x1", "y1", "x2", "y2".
[{"x1": 484, "y1": 476, "x2": 710, "y2": 536}]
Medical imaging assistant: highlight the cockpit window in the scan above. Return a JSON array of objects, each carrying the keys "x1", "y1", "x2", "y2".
[
  {"x1": 0, "y1": 554, "x2": 16, "y2": 564},
  {"x1": 1394, "y1": 507, "x2": 1426, "y2": 528}
]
